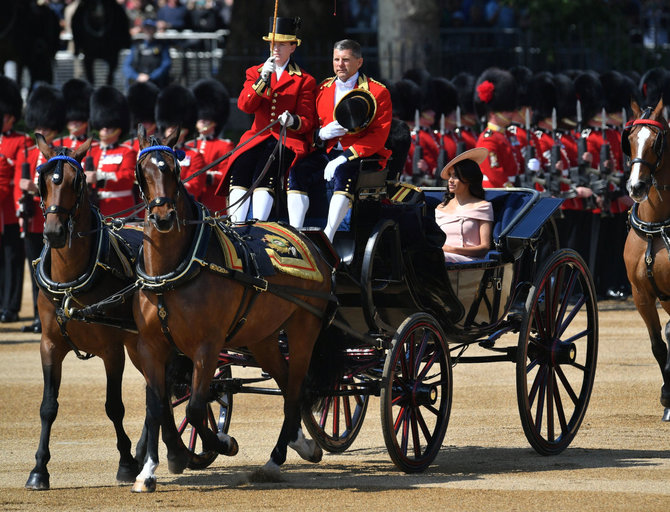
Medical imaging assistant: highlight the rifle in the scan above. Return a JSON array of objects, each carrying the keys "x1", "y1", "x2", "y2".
[
  {"x1": 411, "y1": 108, "x2": 423, "y2": 183},
  {"x1": 16, "y1": 152, "x2": 35, "y2": 237},
  {"x1": 515, "y1": 108, "x2": 535, "y2": 188},
  {"x1": 592, "y1": 108, "x2": 612, "y2": 214},
  {"x1": 454, "y1": 105, "x2": 466, "y2": 156},
  {"x1": 436, "y1": 113, "x2": 447, "y2": 181}
]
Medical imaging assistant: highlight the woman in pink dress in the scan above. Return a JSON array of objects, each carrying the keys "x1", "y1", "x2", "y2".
[{"x1": 435, "y1": 147, "x2": 494, "y2": 263}]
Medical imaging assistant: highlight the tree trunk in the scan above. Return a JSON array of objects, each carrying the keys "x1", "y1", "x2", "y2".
[{"x1": 378, "y1": 0, "x2": 441, "y2": 81}]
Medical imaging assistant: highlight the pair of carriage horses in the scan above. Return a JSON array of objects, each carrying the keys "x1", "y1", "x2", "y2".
[{"x1": 25, "y1": 99, "x2": 670, "y2": 492}]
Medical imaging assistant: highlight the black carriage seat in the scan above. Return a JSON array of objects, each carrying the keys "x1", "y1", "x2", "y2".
[{"x1": 423, "y1": 188, "x2": 540, "y2": 267}]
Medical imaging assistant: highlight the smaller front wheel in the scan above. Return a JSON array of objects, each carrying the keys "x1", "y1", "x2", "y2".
[{"x1": 381, "y1": 313, "x2": 452, "y2": 473}]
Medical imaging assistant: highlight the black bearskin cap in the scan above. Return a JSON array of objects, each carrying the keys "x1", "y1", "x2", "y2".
[
  {"x1": 509, "y1": 65, "x2": 533, "y2": 108},
  {"x1": 127, "y1": 81, "x2": 160, "y2": 126},
  {"x1": 423, "y1": 77, "x2": 458, "y2": 117},
  {"x1": 601, "y1": 70, "x2": 637, "y2": 114},
  {"x1": 528, "y1": 71, "x2": 556, "y2": 122},
  {"x1": 639, "y1": 67, "x2": 669, "y2": 109},
  {"x1": 191, "y1": 78, "x2": 230, "y2": 130},
  {"x1": 0, "y1": 76, "x2": 23, "y2": 120},
  {"x1": 25, "y1": 83, "x2": 65, "y2": 132},
  {"x1": 389, "y1": 79, "x2": 422, "y2": 122},
  {"x1": 90, "y1": 86, "x2": 130, "y2": 134},
  {"x1": 62, "y1": 78, "x2": 93, "y2": 123},
  {"x1": 554, "y1": 73, "x2": 577, "y2": 123},
  {"x1": 473, "y1": 67, "x2": 516, "y2": 114},
  {"x1": 156, "y1": 83, "x2": 197, "y2": 135},
  {"x1": 451, "y1": 72, "x2": 476, "y2": 115},
  {"x1": 573, "y1": 71, "x2": 604, "y2": 122}
]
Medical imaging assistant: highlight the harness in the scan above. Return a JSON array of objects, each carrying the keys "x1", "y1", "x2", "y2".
[
  {"x1": 622, "y1": 110, "x2": 669, "y2": 192},
  {"x1": 629, "y1": 202, "x2": 670, "y2": 301},
  {"x1": 34, "y1": 209, "x2": 138, "y2": 359}
]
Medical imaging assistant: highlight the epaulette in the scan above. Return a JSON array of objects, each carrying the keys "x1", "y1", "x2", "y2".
[
  {"x1": 287, "y1": 61, "x2": 303, "y2": 77},
  {"x1": 320, "y1": 77, "x2": 337, "y2": 88},
  {"x1": 368, "y1": 77, "x2": 386, "y2": 88}
]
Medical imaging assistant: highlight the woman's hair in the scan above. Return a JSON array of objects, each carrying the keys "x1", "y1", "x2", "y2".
[{"x1": 441, "y1": 158, "x2": 486, "y2": 205}]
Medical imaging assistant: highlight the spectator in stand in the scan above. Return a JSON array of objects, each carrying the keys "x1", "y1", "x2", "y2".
[
  {"x1": 122, "y1": 18, "x2": 172, "y2": 89},
  {"x1": 157, "y1": 0, "x2": 189, "y2": 31},
  {"x1": 188, "y1": 0, "x2": 224, "y2": 32}
]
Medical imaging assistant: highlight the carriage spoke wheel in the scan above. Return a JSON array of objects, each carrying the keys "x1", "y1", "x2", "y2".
[
  {"x1": 171, "y1": 365, "x2": 233, "y2": 470},
  {"x1": 381, "y1": 313, "x2": 452, "y2": 473},
  {"x1": 302, "y1": 377, "x2": 369, "y2": 453},
  {"x1": 517, "y1": 249, "x2": 598, "y2": 455}
]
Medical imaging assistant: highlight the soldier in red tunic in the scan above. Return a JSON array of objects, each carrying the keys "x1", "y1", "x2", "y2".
[
  {"x1": 311, "y1": 39, "x2": 392, "y2": 240},
  {"x1": 155, "y1": 84, "x2": 207, "y2": 202},
  {"x1": 473, "y1": 67, "x2": 520, "y2": 188},
  {"x1": 15, "y1": 84, "x2": 66, "y2": 332},
  {"x1": 86, "y1": 86, "x2": 137, "y2": 218},
  {"x1": 55, "y1": 78, "x2": 93, "y2": 152},
  {"x1": 189, "y1": 78, "x2": 234, "y2": 214},
  {"x1": 450, "y1": 72, "x2": 479, "y2": 149},
  {"x1": 0, "y1": 77, "x2": 32, "y2": 324},
  {"x1": 217, "y1": 17, "x2": 317, "y2": 223}
]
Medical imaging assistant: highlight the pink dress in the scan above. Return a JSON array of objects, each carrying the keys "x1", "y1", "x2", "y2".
[{"x1": 435, "y1": 201, "x2": 494, "y2": 262}]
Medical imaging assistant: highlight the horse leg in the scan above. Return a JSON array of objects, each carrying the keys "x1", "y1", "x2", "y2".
[
  {"x1": 660, "y1": 320, "x2": 670, "y2": 420},
  {"x1": 184, "y1": 348, "x2": 238, "y2": 458},
  {"x1": 25, "y1": 346, "x2": 66, "y2": 490},
  {"x1": 101, "y1": 350, "x2": 140, "y2": 483}
]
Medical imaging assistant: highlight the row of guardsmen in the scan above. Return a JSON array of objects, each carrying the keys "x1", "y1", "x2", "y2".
[
  {"x1": 0, "y1": 75, "x2": 233, "y2": 332},
  {"x1": 392, "y1": 65, "x2": 670, "y2": 302}
]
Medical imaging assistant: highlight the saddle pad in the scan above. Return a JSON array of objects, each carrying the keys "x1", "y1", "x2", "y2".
[{"x1": 223, "y1": 222, "x2": 323, "y2": 282}]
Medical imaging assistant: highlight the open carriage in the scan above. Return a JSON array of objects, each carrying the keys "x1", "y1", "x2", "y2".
[{"x1": 173, "y1": 170, "x2": 598, "y2": 473}]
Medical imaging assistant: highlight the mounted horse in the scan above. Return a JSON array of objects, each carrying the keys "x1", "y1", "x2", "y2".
[
  {"x1": 25, "y1": 137, "x2": 190, "y2": 490},
  {"x1": 131, "y1": 124, "x2": 333, "y2": 492},
  {"x1": 623, "y1": 99, "x2": 670, "y2": 422}
]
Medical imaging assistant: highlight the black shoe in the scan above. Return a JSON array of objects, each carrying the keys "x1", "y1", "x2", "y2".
[
  {"x1": 21, "y1": 319, "x2": 41, "y2": 333},
  {"x1": 0, "y1": 311, "x2": 19, "y2": 323}
]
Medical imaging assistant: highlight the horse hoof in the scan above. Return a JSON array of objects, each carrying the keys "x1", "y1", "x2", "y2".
[
  {"x1": 309, "y1": 444, "x2": 323, "y2": 464},
  {"x1": 248, "y1": 461, "x2": 282, "y2": 483},
  {"x1": 117, "y1": 461, "x2": 140, "y2": 483},
  {"x1": 167, "y1": 450, "x2": 190, "y2": 474},
  {"x1": 217, "y1": 431, "x2": 239, "y2": 456},
  {"x1": 663, "y1": 408, "x2": 670, "y2": 422},
  {"x1": 25, "y1": 471, "x2": 49, "y2": 491},
  {"x1": 131, "y1": 476, "x2": 156, "y2": 493}
]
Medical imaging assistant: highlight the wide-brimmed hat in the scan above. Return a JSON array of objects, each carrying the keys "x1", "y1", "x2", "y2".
[
  {"x1": 262, "y1": 17, "x2": 301, "y2": 46},
  {"x1": 439, "y1": 147, "x2": 488, "y2": 179},
  {"x1": 334, "y1": 89, "x2": 377, "y2": 133}
]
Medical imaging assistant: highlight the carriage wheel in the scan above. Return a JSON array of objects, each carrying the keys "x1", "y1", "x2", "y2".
[
  {"x1": 517, "y1": 249, "x2": 598, "y2": 455},
  {"x1": 381, "y1": 313, "x2": 452, "y2": 473},
  {"x1": 301, "y1": 377, "x2": 369, "y2": 453},
  {"x1": 171, "y1": 365, "x2": 234, "y2": 470}
]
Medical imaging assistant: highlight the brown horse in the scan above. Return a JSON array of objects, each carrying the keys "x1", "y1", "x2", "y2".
[
  {"x1": 25, "y1": 137, "x2": 190, "y2": 490},
  {"x1": 623, "y1": 99, "x2": 670, "y2": 422},
  {"x1": 131, "y1": 126, "x2": 332, "y2": 492}
]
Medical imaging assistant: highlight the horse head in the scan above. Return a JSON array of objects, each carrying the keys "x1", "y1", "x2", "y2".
[
  {"x1": 136, "y1": 124, "x2": 185, "y2": 233},
  {"x1": 625, "y1": 99, "x2": 668, "y2": 202},
  {"x1": 36, "y1": 134, "x2": 92, "y2": 248}
]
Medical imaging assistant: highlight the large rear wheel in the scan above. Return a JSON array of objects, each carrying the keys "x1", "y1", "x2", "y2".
[
  {"x1": 517, "y1": 249, "x2": 598, "y2": 455},
  {"x1": 380, "y1": 313, "x2": 452, "y2": 473}
]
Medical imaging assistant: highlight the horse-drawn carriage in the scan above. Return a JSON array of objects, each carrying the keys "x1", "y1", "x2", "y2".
[{"x1": 28, "y1": 127, "x2": 598, "y2": 491}]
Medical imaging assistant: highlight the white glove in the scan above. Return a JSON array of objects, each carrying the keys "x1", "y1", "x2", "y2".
[
  {"x1": 260, "y1": 56, "x2": 276, "y2": 81},
  {"x1": 96, "y1": 170, "x2": 117, "y2": 182},
  {"x1": 318, "y1": 121, "x2": 347, "y2": 141},
  {"x1": 324, "y1": 155, "x2": 347, "y2": 182},
  {"x1": 279, "y1": 110, "x2": 296, "y2": 128},
  {"x1": 526, "y1": 157, "x2": 541, "y2": 172}
]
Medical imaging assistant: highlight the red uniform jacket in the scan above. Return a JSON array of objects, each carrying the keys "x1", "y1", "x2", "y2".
[
  {"x1": 54, "y1": 135, "x2": 90, "y2": 152},
  {"x1": 0, "y1": 131, "x2": 32, "y2": 230},
  {"x1": 476, "y1": 125, "x2": 519, "y2": 188},
  {"x1": 189, "y1": 136, "x2": 235, "y2": 213},
  {"x1": 316, "y1": 73, "x2": 392, "y2": 168},
  {"x1": 88, "y1": 142, "x2": 137, "y2": 217},
  {"x1": 534, "y1": 129, "x2": 581, "y2": 209},
  {"x1": 176, "y1": 145, "x2": 206, "y2": 201},
  {"x1": 404, "y1": 128, "x2": 439, "y2": 177},
  {"x1": 14, "y1": 144, "x2": 47, "y2": 234},
  {"x1": 556, "y1": 130, "x2": 583, "y2": 210},
  {"x1": 582, "y1": 127, "x2": 628, "y2": 214},
  {"x1": 216, "y1": 60, "x2": 317, "y2": 196}
]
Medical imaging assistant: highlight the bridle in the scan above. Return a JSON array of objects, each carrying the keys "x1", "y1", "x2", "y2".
[
  {"x1": 135, "y1": 142, "x2": 186, "y2": 213},
  {"x1": 623, "y1": 108, "x2": 669, "y2": 191}
]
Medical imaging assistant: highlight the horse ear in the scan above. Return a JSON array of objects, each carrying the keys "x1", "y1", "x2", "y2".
[
  {"x1": 165, "y1": 126, "x2": 180, "y2": 148},
  {"x1": 631, "y1": 99, "x2": 641, "y2": 118},
  {"x1": 35, "y1": 133, "x2": 52, "y2": 159},
  {"x1": 654, "y1": 97, "x2": 664, "y2": 118},
  {"x1": 138, "y1": 124, "x2": 148, "y2": 149},
  {"x1": 73, "y1": 138, "x2": 92, "y2": 162}
]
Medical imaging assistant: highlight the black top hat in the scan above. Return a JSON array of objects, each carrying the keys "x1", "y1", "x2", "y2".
[
  {"x1": 127, "y1": 81, "x2": 160, "y2": 126},
  {"x1": 262, "y1": 17, "x2": 301, "y2": 46},
  {"x1": 389, "y1": 79, "x2": 421, "y2": 122},
  {"x1": 334, "y1": 89, "x2": 377, "y2": 134},
  {"x1": 0, "y1": 76, "x2": 23, "y2": 120},
  {"x1": 156, "y1": 83, "x2": 197, "y2": 135},
  {"x1": 191, "y1": 78, "x2": 230, "y2": 129},
  {"x1": 473, "y1": 67, "x2": 516, "y2": 114},
  {"x1": 62, "y1": 78, "x2": 93, "y2": 123},
  {"x1": 25, "y1": 83, "x2": 65, "y2": 132},
  {"x1": 90, "y1": 86, "x2": 130, "y2": 134}
]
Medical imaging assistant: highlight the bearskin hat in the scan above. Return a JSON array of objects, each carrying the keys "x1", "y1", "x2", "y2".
[
  {"x1": 191, "y1": 78, "x2": 230, "y2": 130},
  {"x1": 423, "y1": 77, "x2": 458, "y2": 117},
  {"x1": 554, "y1": 73, "x2": 577, "y2": 126},
  {"x1": 451, "y1": 72, "x2": 476, "y2": 115},
  {"x1": 509, "y1": 65, "x2": 533, "y2": 108},
  {"x1": 402, "y1": 68, "x2": 431, "y2": 93},
  {"x1": 155, "y1": 83, "x2": 197, "y2": 136},
  {"x1": 127, "y1": 81, "x2": 160, "y2": 127},
  {"x1": 473, "y1": 67, "x2": 516, "y2": 114},
  {"x1": 90, "y1": 86, "x2": 130, "y2": 134},
  {"x1": 600, "y1": 70, "x2": 637, "y2": 114},
  {"x1": 528, "y1": 71, "x2": 556, "y2": 122},
  {"x1": 62, "y1": 78, "x2": 93, "y2": 123},
  {"x1": 24, "y1": 83, "x2": 65, "y2": 132},
  {"x1": 0, "y1": 76, "x2": 23, "y2": 120},
  {"x1": 638, "y1": 67, "x2": 669, "y2": 109},
  {"x1": 573, "y1": 71, "x2": 604, "y2": 122},
  {"x1": 389, "y1": 79, "x2": 421, "y2": 122}
]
